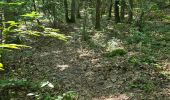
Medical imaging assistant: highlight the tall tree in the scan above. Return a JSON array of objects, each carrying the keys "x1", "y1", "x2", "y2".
[
  {"x1": 114, "y1": 0, "x2": 120, "y2": 23},
  {"x1": 32, "y1": 0, "x2": 40, "y2": 24},
  {"x1": 128, "y1": 0, "x2": 133, "y2": 23},
  {"x1": 0, "y1": 6, "x2": 3, "y2": 44},
  {"x1": 120, "y1": 0, "x2": 126, "y2": 22},
  {"x1": 70, "y1": 0, "x2": 76, "y2": 23},
  {"x1": 108, "y1": 0, "x2": 113, "y2": 19},
  {"x1": 95, "y1": 0, "x2": 101, "y2": 29},
  {"x1": 64, "y1": 0, "x2": 70, "y2": 23},
  {"x1": 76, "y1": 0, "x2": 81, "y2": 18}
]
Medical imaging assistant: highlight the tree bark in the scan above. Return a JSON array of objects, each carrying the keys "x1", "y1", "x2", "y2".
[
  {"x1": 70, "y1": 0, "x2": 76, "y2": 23},
  {"x1": 114, "y1": 0, "x2": 120, "y2": 23},
  {"x1": 76, "y1": 0, "x2": 81, "y2": 18},
  {"x1": 64, "y1": 0, "x2": 70, "y2": 23},
  {"x1": 95, "y1": 0, "x2": 101, "y2": 29},
  {"x1": 32, "y1": 0, "x2": 40, "y2": 24},
  {"x1": 0, "y1": 10, "x2": 3, "y2": 44},
  {"x1": 108, "y1": 0, "x2": 113, "y2": 19},
  {"x1": 128, "y1": 0, "x2": 133, "y2": 23},
  {"x1": 120, "y1": 0, "x2": 126, "y2": 22}
]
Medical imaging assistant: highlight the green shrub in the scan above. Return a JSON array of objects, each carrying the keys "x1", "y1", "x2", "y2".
[
  {"x1": 104, "y1": 48, "x2": 127, "y2": 57},
  {"x1": 0, "y1": 79, "x2": 77, "y2": 100},
  {"x1": 129, "y1": 77, "x2": 155, "y2": 92},
  {"x1": 127, "y1": 28, "x2": 150, "y2": 44},
  {"x1": 128, "y1": 55, "x2": 156, "y2": 68}
]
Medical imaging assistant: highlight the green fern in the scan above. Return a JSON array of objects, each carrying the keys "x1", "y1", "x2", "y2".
[{"x1": 0, "y1": 44, "x2": 30, "y2": 49}]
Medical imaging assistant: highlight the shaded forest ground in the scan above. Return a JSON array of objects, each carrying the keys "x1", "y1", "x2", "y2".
[{"x1": 2, "y1": 10, "x2": 170, "y2": 100}]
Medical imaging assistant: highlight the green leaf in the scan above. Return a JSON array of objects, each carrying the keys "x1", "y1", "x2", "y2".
[
  {"x1": 21, "y1": 11, "x2": 41, "y2": 19},
  {"x1": 44, "y1": 32, "x2": 67, "y2": 41},
  {"x1": 0, "y1": 2, "x2": 24, "y2": 6},
  {"x1": 5, "y1": 21, "x2": 18, "y2": 26},
  {"x1": 0, "y1": 63, "x2": 4, "y2": 70},
  {"x1": 0, "y1": 44, "x2": 30, "y2": 49},
  {"x1": 27, "y1": 31, "x2": 41, "y2": 36}
]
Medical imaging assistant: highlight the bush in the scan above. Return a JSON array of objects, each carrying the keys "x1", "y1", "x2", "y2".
[
  {"x1": 127, "y1": 27, "x2": 150, "y2": 44},
  {"x1": 104, "y1": 48, "x2": 127, "y2": 57},
  {"x1": 129, "y1": 75, "x2": 156, "y2": 92}
]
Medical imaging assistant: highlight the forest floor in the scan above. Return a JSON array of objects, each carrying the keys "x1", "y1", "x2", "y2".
[{"x1": 2, "y1": 12, "x2": 170, "y2": 99}]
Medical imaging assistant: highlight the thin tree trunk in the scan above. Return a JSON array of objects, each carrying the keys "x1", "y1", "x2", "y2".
[
  {"x1": 0, "y1": 11, "x2": 3, "y2": 44},
  {"x1": 70, "y1": 0, "x2": 76, "y2": 23},
  {"x1": 32, "y1": 0, "x2": 40, "y2": 24},
  {"x1": 101, "y1": 0, "x2": 106, "y2": 16},
  {"x1": 82, "y1": 2, "x2": 88, "y2": 41},
  {"x1": 95, "y1": 0, "x2": 101, "y2": 29},
  {"x1": 114, "y1": 0, "x2": 120, "y2": 23},
  {"x1": 128, "y1": 0, "x2": 133, "y2": 23},
  {"x1": 0, "y1": 10, "x2": 3, "y2": 65},
  {"x1": 52, "y1": 4, "x2": 56, "y2": 27},
  {"x1": 76, "y1": 0, "x2": 81, "y2": 18},
  {"x1": 120, "y1": 0, "x2": 126, "y2": 22},
  {"x1": 108, "y1": 0, "x2": 113, "y2": 19},
  {"x1": 64, "y1": 0, "x2": 70, "y2": 23}
]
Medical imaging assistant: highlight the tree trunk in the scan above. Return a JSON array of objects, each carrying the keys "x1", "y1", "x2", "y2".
[
  {"x1": 32, "y1": 0, "x2": 40, "y2": 24},
  {"x1": 76, "y1": 0, "x2": 81, "y2": 18},
  {"x1": 70, "y1": 0, "x2": 76, "y2": 23},
  {"x1": 120, "y1": 0, "x2": 126, "y2": 22},
  {"x1": 101, "y1": 0, "x2": 106, "y2": 16},
  {"x1": 64, "y1": 0, "x2": 70, "y2": 23},
  {"x1": 0, "y1": 11, "x2": 3, "y2": 44},
  {"x1": 52, "y1": 4, "x2": 57, "y2": 27},
  {"x1": 114, "y1": 0, "x2": 120, "y2": 23},
  {"x1": 95, "y1": 0, "x2": 101, "y2": 29},
  {"x1": 128, "y1": 0, "x2": 133, "y2": 23},
  {"x1": 108, "y1": 0, "x2": 113, "y2": 19},
  {"x1": 82, "y1": 2, "x2": 89, "y2": 41}
]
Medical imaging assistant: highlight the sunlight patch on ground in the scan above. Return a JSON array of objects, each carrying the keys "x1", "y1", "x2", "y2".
[
  {"x1": 56, "y1": 64, "x2": 70, "y2": 71},
  {"x1": 85, "y1": 71, "x2": 94, "y2": 81},
  {"x1": 40, "y1": 52, "x2": 50, "y2": 57},
  {"x1": 163, "y1": 62, "x2": 170, "y2": 71},
  {"x1": 51, "y1": 51, "x2": 62, "y2": 54},
  {"x1": 91, "y1": 58, "x2": 99, "y2": 65},
  {"x1": 92, "y1": 32, "x2": 107, "y2": 47},
  {"x1": 39, "y1": 51, "x2": 62, "y2": 57},
  {"x1": 159, "y1": 61, "x2": 170, "y2": 74},
  {"x1": 77, "y1": 49, "x2": 94, "y2": 59},
  {"x1": 106, "y1": 26, "x2": 114, "y2": 30},
  {"x1": 158, "y1": 61, "x2": 170, "y2": 81},
  {"x1": 162, "y1": 87, "x2": 170, "y2": 97},
  {"x1": 93, "y1": 94, "x2": 129, "y2": 100},
  {"x1": 106, "y1": 38, "x2": 124, "y2": 52}
]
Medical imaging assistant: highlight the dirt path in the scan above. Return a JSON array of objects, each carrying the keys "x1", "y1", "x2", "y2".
[
  {"x1": 4, "y1": 23, "x2": 170, "y2": 99},
  {"x1": 6, "y1": 35, "x2": 167, "y2": 100}
]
